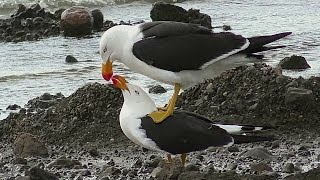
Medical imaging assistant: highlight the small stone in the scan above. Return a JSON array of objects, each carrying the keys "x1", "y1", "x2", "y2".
[
  {"x1": 150, "y1": 167, "x2": 162, "y2": 178},
  {"x1": 227, "y1": 146, "x2": 240, "y2": 152},
  {"x1": 149, "y1": 84, "x2": 167, "y2": 94},
  {"x1": 227, "y1": 163, "x2": 237, "y2": 170},
  {"x1": 248, "y1": 103, "x2": 259, "y2": 111},
  {"x1": 12, "y1": 157, "x2": 27, "y2": 165},
  {"x1": 28, "y1": 166, "x2": 58, "y2": 180},
  {"x1": 283, "y1": 163, "x2": 295, "y2": 173},
  {"x1": 6, "y1": 104, "x2": 21, "y2": 110},
  {"x1": 185, "y1": 164, "x2": 200, "y2": 172},
  {"x1": 88, "y1": 148, "x2": 99, "y2": 157},
  {"x1": 271, "y1": 140, "x2": 280, "y2": 149},
  {"x1": 250, "y1": 162, "x2": 273, "y2": 174},
  {"x1": 222, "y1": 25, "x2": 232, "y2": 31},
  {"x1": 132, "y1": 158, "x2": 143, "y2": 168},
  {"x1": 13, "y1": 133, "x2": 48, "y2": 158},
  {"x1": 80, "y1": 170, "x2": 91, "y2": 176},
  {"x1": 48, "y1": 156, "x2": 82, "y2": 168},
  {"x1": 242, "y1": 148, "x2": 273, "y2": 161},
  {"x1": 65, "y1": 55, "x2": 78, "y2": 63},
  {"x1": 98, "y1": 166, "x2": 121, "y2": 178},
  {"x1": 150, "y1": 156, "x2": 162, "y2": 168}
]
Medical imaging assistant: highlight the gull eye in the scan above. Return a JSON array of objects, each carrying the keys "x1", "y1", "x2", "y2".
[
  {"x1": 103, "y1": 47, "x2": 107, "y2": 53},
  {"x1": 134, "y1": 90, "x2": 140, "y2": 95}
]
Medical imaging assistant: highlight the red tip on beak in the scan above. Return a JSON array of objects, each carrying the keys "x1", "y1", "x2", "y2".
[
  {"x1": 102, "y1": 59, "x2": 113, "y2": 81},
  {"x1": 111, "y1": 75, "x2": 129, "y2": 91}
]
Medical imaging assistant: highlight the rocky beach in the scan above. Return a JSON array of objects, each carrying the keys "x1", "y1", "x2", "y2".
[{"x1": 1, "y1": 1, "x2": 320, "y2": 180}]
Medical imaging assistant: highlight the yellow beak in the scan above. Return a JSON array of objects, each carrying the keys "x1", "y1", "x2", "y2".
[
  {"x1": 102, "y1": 59, "x2": 113, "y2": 81},
  {"x1": 111, "y1": 75, "x2": 129, "y2": 92}
]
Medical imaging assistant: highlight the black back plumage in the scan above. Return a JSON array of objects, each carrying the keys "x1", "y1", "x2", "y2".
[
  {"x1": 133, "y1": 21, "x2": 248, "y2": 72},
  {"x1": 140, "y1": 111, "x2": 233, "y2": 155}
]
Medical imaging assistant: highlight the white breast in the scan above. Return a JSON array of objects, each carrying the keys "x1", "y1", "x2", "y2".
[{"x1": 119, "y1": 107, "x2": 160, "y2": 152}]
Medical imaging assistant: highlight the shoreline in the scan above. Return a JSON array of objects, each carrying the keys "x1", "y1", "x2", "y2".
[{"x1": 1, "y1": 64, "x2": 320, "y2": 179}]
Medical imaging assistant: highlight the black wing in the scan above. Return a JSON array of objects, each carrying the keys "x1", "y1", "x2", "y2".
[
  {"x1": 140, "y1": 111, "x2": 233, "y2": 155},
  {"x1": 133, "y1": 21, "x2": 248, "y2": 72}
]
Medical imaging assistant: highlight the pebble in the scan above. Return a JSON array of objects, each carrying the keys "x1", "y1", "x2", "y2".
[
  {"x1": 250, "y1": 162, "x2": 273, "y2": 173},
  {"x1": 149, "y1": 84, "x2": 167, "y2": 94},
  {"x1": 227, "y1": 146, "x2": 240, "y2": 152},
  {"x1": 242, "y1": 148, "x2": 273, "y2": 161},
  {"x1": 283, "y1": 163, "x2": 295, "y2": 173}
]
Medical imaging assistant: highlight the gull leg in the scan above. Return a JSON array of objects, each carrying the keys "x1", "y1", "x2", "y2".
[
  {"x1": 180, "y1": 153, "x2": 187, "y2": 166},
  {"x1": 149, "y1": 84, "x2": 181, "y2": 123},
  {"x1": 166, "y1": 154, "x2": 173, "y2": 164}
]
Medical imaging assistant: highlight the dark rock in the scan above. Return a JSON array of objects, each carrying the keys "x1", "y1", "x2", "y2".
[
  {"x1": 60, "y1": 6, "x2": 93, "y2": 36},
  {"x1": 223, "y1": 25, "x2": 232, "y2": 31},
  {"x1": 186, "y1": 8, "x2": 212, "y2": 28},
  {"x1": 54, "y1": 8, "x2": 66, "y2": 20},
  {"x1": 80, "y1": 170, "x2": 91, "y2": 176},
  {"x1": 28, "y1": 166, "x2": 58, "y2": 180},
  {"x1": 13, "y1": 133, "x2": 48, "y2": 157},
  {"x1": 151, "y1": 161, "x2": 184, "y2": 179},
  {"x1": 98, "y1": 166, "x2": 121, "y2": 179},
  {"x1": 150, "y1": 2, "x2": 212, "y2": 28},
  {"x1": 283, "y1": 163, "x2": 295, "y2": 173},
  {"x1": 285, "y1": 87, "x2": 315, "y2": 110},
  {"x1": 279, "y1": 55, "x2": 310, "y2": 69},
  {"x1": 271, "y1": 140, "x2": 280, "y2": 149},
  {"x1": 133, "y1": 158, "x2": 143, "y2": 168},
  {"x1": 227, "y1": 146, "x2": 240, "y2": 152},
  {"x1": 15, "y1": 31, "x2": 25, "y2": 38},
  {"x1": 35, "y1": 8, "x2": 46, "y2": 18},
  {"x1": 88, "y1": 148, "x2": 99, "y2": 157},
  {"x1": 30, "y1": 4, "x2": 41, "y2": 12},
  {"x1": 185, "y1": 164, "x2": 200, "y2": 172},
  {"x1": 242, "y1": 148, "x2": 273, "y2": 161},
  {"x1": 48, "y1": 156, "x2": 82, "y2": 168},
  {"x1": 149, "y1": 156, "x2": 162, "y2": 168},
  {"x1": 285, "y1": 167, "x2": 320, "y2": 180},
  {"x1": 250, "y1": 162, "x2": 273, "y2": 174},
  {"x1": 151, "y1": 3, "x2": 188, "y2": 22},
  {"x1": 149, "y1": 84, "x2": 167, "y2": 94},
  {"x1": 91, "y1": 9, "x2": 104, "y2": 31},
  {"x1": 227, "y1": 163, "x2": 237, "y2": 170},
  {"x1": 6, "y1": 104, "x2": 21, "y2": 110},
  {"x1": 16, "y1": 4, "x2": 27, "y2": 15},
  {"x1": 12, "y1": 157, "x2": 27, "y2": 165},
  {"x1": 65, "y1": 55, "x2": 78, "y2": 63}
]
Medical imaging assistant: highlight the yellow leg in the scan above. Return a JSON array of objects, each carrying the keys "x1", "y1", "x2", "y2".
[
  {"x1": 149, "y1": 84, "x2": 181, "y2": 123},
  {"x1": 166, "y1": 154, "x2": 173, "y2": 164},
  {"x1": 180, "y1": 153, "x2": 187, "y2": 166}
]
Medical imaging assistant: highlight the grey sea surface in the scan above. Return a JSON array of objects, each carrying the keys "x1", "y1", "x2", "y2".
[{"x1": 0, "y1": 0, "x2": 320, "y2": 119}]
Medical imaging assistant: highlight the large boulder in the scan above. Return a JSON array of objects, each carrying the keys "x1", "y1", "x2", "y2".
[
  {"x1": 60, "y1": 6, "x2": 93, "y2": 36},
  {"x1": 13, "y1": 133, "x2": 48, "y2": 157},
  {"x1": 279, "y1": 55, "x2": 311, "y2": 69},
  {"x1": 150, "y1": 2, "x2": 212, "y2": 28}
]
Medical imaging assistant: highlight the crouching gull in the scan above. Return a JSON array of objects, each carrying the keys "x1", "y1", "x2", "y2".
[
  {"x1": 111, "y1": 75, "x2": 273, "y2": 165},
  {"x1": 101, "y1": 21, "x2": 292, "y2": 123}
]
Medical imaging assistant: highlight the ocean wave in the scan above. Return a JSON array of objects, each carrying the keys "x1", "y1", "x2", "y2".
[{"x1": 0, "y1": 0, "x2": 186, "y2": 9}]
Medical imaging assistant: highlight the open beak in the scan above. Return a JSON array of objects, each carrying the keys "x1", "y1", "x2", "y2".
[
  {"x1": 111, "y1": 75, "x2": 129, "y2": 92},
  {"x1": 102, "y1": 58, "x2": 113, "y2": 81}
]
